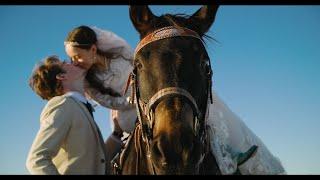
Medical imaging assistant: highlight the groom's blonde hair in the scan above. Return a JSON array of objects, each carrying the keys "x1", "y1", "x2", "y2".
[{"x1": 29, "y1": 56, "x2": 65, "y2": 100}]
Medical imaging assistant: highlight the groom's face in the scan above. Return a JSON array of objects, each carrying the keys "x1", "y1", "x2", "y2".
[{"x1": 61, "y1": 63, "x2": 86, "y2": 82}]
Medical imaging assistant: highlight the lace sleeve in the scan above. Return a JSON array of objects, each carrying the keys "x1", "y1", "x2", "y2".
[
  {"x1": 85, "y1": 82, "x2": 134, "y2": 110},
  {"x1": 85, "y1": 55, "x2": 135, "y2": 111}
]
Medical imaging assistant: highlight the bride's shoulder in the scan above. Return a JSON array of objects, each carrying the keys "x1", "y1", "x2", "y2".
[{"x1": 109, "y1": 57, "x2": 133, "y2": 72}]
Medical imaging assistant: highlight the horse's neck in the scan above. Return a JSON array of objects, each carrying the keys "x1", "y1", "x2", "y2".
[
  {"x1": 199, "y1": 150, "x2": 222, "y2": 175},
  {"x1": 120, "y1": 123, "x2": 153, "y2": 174}
]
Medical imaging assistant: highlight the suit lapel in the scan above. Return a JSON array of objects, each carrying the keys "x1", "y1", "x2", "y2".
[{"x1": 68, "y1": 96, "x2": 102, "y2": 141}]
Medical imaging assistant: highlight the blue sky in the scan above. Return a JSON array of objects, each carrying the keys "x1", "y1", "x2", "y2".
[{"x1": 0, "y1": 5, "x2": 319, "y2": 174}]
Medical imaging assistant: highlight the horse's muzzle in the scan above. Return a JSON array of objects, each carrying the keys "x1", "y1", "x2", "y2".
[{"x1": 149, "y1": 97, "x2": 202, "y2": 174}]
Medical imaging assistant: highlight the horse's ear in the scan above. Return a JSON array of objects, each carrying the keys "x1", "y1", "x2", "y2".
[
  {"x1": 188, "y1": 5, "x2": 219, "y2": 35},
  {"x1": 129, "y1": 5, "x2": 157, "y2": 38}
]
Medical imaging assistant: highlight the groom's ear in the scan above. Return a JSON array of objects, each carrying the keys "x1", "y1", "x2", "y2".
[
  {"x1": 90, "y1": 44, "x2": 97, "y2": 54},
  {"x1": 56, "y1": 74, "x2": 66, "y2": 81}
]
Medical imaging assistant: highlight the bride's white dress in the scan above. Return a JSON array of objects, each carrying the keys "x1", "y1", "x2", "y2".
[{"x1": 207, "y1": 90, "x2": 286, "y2": 174}]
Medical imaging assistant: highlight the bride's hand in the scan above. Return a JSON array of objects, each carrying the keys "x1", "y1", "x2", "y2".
[{"x1": 112, "y1": 116, "x2": 123, "y2": 138}]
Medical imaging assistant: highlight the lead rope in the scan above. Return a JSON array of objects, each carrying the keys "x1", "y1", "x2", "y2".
[
  {"x1": 130, "y1": 69, "x2": 157, "y2": 174},
  {"x1": 131, "y1": 70, "x2": 147, "y2": 142}
]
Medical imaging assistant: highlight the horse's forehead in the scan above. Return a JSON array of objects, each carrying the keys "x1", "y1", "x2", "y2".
[{"x1": 147, "y1": 37, "x2": 200, "y2": 53}]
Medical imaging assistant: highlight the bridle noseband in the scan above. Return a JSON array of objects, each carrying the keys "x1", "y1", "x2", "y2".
[{"x1": 123, "y1": 26, "x2": 214, "y2": 174}]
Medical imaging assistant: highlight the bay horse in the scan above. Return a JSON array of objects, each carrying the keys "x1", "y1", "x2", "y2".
[{"x1": 112, "y1": 5, "x2": 222, "y2": 175}]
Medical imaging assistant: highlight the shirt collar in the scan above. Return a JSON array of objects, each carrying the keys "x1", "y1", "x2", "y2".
[{"x1": 65, "y1": 91, "x2": 88, "y2": 104}]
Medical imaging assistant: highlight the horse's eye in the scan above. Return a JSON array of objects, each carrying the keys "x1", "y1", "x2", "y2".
[
  {"x1": 200, "y1": 60, "x2": 207, "y2": 69},
  {"x1": 135, "y1": 61, "x2": 143, "y2": 70}
]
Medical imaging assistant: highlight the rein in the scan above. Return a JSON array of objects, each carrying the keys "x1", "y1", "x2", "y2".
[{"x1": 122, "y1": 26, "x2": 214, "y2": 174}]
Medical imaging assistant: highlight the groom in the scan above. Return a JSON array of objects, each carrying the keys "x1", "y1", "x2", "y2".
[{"x1": 26, "y1": 56, "x2": 123, "y2": 174}]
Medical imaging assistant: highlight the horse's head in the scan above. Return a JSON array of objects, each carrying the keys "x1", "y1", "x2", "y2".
[{"x1": 129, "y1": 5, "x2": 219, "y2": 174}]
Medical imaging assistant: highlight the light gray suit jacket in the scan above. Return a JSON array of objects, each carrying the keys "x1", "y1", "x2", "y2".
[{"x1": 26, "y1": 95, "x2": 122, "y2": 174}]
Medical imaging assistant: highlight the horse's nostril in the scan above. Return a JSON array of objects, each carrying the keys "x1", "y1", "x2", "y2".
[
  {"x1": 151, "y1": 141, "x2": 170, "y2": 169},
  {"x1": 161, "y1": 161, "x2": 168, "y2": 167},
  {"x1": 152, "y1": 141, "x2": 163, "y2": 157}
]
